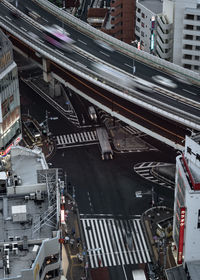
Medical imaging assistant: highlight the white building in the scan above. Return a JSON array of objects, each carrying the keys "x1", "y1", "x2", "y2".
[
  {"x1": 173, "y1": 0, "x2": 200, "y2": 72},
  {"x1": 0, "y1": 30, "x2": 22, "y2": 156},
  {"x1": 0, "y1": 146, "x2": 62, "y2": 280},
  {"x1": 135, "y1": 0, "x2": 200, "y2": 72}
]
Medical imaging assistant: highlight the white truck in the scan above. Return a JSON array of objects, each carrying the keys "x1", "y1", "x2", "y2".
[{"x1": 96, "y1": 127, "x2": 113, "y2": 160}]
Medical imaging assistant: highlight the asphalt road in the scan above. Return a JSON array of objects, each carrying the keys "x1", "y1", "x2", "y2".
[{"x1": 19, "y1": 77, "x2": 176, "y2": 217}]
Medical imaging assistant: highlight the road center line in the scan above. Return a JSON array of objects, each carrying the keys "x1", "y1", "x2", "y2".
[{"x1": 183, "y1": 88, "x2": 197, "y2": 95}]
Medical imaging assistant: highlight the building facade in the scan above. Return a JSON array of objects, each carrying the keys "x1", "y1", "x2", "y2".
[
  {"x1": 0, "y1": 30, "x2": 21, "y2": 157},
  {"x1": 173, "y1": 134, "x2": 200, "y2": 266},
  {"x1": 173, "y1": 0, "x2": 200, "y2": 72},
  {"x1": 135, "y1": 0, "x2": 173, "y2": 60},
  {"x1": 102, "y1": 0, "x2": 135, "y2": 44}
]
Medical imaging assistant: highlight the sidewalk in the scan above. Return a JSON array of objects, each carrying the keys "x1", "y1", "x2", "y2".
[
  {"x1": 61, "y1": 193, "x2": 88, "y2": 280},
  {"x1": 141, "y1": 207, "x2": 176, "y2": 279}
]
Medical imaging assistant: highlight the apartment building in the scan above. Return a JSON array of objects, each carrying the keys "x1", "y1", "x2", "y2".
[
  {"x1": 173, "y1": 0, "x2": 200, "y2": 72},
  {"x1": 0, "y1": 30, "x2": 22, "y2": 157},
  {"x1": 102, "y1": 0, "x2": 135, "y2": 44}
]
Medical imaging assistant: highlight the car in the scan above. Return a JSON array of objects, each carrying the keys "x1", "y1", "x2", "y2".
[
  {"x1": 95, "y1": 39, "x2": 115, "y2": 52},
  {"x1": 152, "y1": 75, "x2": 177, "y2": 88},
  {"x1": 88, "y1": 106, "x2": 97, "y2": 122}
]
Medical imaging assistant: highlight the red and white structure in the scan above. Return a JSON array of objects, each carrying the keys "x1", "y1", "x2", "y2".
[{"x1": 173, "y1": 134, "x2": 200, "y2": 265}]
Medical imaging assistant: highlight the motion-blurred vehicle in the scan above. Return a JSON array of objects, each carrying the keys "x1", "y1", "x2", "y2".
[
  {"x1": 95, "y1": 39, "x2": 115, "y2": 52},
  {"x1": 152, "y1": 75, "x2": 177, "y2": 88},
  {"x1": 41, "y1": 25, "x2": 75, "y2": 51},
  {"x1": 91, "y1": 62, "x2": 135, "y2": 88},
  {"x1": 91, "y1": 62, "x2": 154, "y2": 92}
]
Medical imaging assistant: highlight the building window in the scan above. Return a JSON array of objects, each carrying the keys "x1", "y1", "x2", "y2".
[
  {"x1": 141, "y1": 31, "x2": 144, "y2": 37},
  {"x1": 196, "y1": 46, "x2": 200, "y2": 50},
  {"x1": 137, "y1": 8, "x2": 141, "y2": 13},
  {"x1": 184, "y1": 54, "x2": 192, "y2": 59},
  {"x1": 142, "y1": 13, "x2": 145, "y2": 18},
  {"x1": 137, "y1": 18, "x2": 141, "y2": 23},
  {"x1": 195, "y1": 56, "x2": 199, "y2": 60},
  {"x1": 194, "y1": 65, "x2": 199, "y2": 70},
  {"x1": 197, "y1": 26, "x2": 200, "y2": 30},
  {"x1": 185, "y1": 25, "x2": 193, "y2": 30},
  {"x1": 186, "y1": 14, "x2": 194, "y2": 20},
  {"x1": 197, "y1": 210, "x2": 200, "y2": 228},
  {"x1": 185, "y1": 34, "x2": 193, "y2": 40},
  {"x1": 184, "y1": 64, "x2": 192, "y2": 69},
  {"x1": 136, "y1": 26, "x2": 140, "y2": 32},
  {"x1": 141, "y1": 22, "x2": 144, "y2": 28},
  {"x1": 184, "y1": 44, "x2": 192, "y2": 50},
  {"x1": 196, "y1": 36, "x2": 200, "y2": 40},
  {"x1": 197, "y1": 15, "x2": 200, "y2": 20}
]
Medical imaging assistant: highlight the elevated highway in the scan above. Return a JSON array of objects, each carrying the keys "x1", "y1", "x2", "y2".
[{"x1": 1, "y1": 0, "x2": 200, "y2": 150}]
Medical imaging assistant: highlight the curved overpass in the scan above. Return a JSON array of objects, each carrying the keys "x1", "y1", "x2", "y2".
[{"x1": 1, "y1": 0, "x2": 200, "y2": 150}]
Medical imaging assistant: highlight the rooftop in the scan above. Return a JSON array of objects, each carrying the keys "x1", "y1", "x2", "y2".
[
  {"x1": 0, "y1": 146, "x2": 59, "y2": 278},
  {"x1": 138, "y1": 0, "x2": 163, "y2": 14}
]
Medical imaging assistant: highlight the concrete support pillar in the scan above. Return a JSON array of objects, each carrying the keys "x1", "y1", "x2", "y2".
[
  {"x1": 42, "y1": 58, "x2": 51, "y2": 83},
  {"x1": 49, "y1": 79, "x2": 62, "y2": 98}
]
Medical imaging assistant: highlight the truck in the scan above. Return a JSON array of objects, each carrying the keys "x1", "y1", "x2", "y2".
[{"x1": 96, "y1": 127, "x2": 113, "y2": 160}]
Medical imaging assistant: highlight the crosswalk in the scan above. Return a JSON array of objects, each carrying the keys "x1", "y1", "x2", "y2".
[
  {"x1": 134, "y1": 162, "x2": 175, "y2": 189},
  {"x1": 56, "y1": 130, "x2": 98, "y2": 148},
  {"x1": 81, "y1": 218, "x2": 151, "y2": 268}
]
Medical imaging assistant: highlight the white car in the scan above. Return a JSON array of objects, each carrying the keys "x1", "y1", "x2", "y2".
[
  {"x1": 152, "y1": 75, "x2": 177, "y2": 88},
  {"x1": 95, "y1": 39, "x2": 115, "y2": 52}
]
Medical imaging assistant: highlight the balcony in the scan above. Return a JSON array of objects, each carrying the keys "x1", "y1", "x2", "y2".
[
  {"x1": 157, "y1": 16, "x2": 172, "y2": 32},
  {"x1": 157, "y1": 26, "x2": 171, "y2": 40},
  {"x1": 156, "y1": 44, "x2": 171, "y2": 60},
  {"x1": 156, "y1": 35, "x2": 171, "y2": 49}
]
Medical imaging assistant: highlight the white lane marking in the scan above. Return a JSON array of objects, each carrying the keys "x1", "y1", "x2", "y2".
[
  {"x1": 56, "y1": 136, "x2": 61, "y2": 145},
  {"x1": 90, "y1": 220, "x2": 103, "y2": 267},
  {"x1": 183, "y1": 88, "x2": 197, "y2": 95},
  {"x1": 103, "y1": 220, "x2": 116, "y2": 266},
  {"x1": 99, "y1": 220, "x2": 112, "y2": 266},
  {"x1": 110, "y1": 219, "x2": 125, "y2": 265},
  {"x1": 100, "y1": 51, "x2": 110, "y2": 57},
  {"x1": 5, "y1": 16, "x2": 12, "y2": 21},
  {"x1": 42, "y1": 18, "x2": 48, "y2": 22},
  {"x1": 78, "y1": 39, "x2": 87, "y2": 45},
  {"x1": 20, "y1": 27, "x2": 27, "y2": 32},
  {"x1": 133, "y1": 220, "x2": 146, "y2": 263},
  {"x1": 63, "y1": 135, "x2": 68, "y2": 144},
  {"x1": 82, "y1": 219, "x2": 94, "y2": 268},
  {"x1": 136, "y1": 219, "x2": 151, "y2": 262},
  {"x1": 94, "y1": 219, "x2": 107, "y2": 266},
  {"x1": 55, "y1": 49, "x2": 64, "y2": 55},
  {"x1": 124, "y1": 63, "x2": 133, "y2": 68}
]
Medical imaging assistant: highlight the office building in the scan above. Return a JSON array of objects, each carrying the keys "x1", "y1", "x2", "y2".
[
  {"x1": 135, "y1": 0, "x2": 200, "y2": 71},
  {"x1": 173, "y1": 0, "x2": 200, "y2": 72},
  {"x1": 0, "y1": 30, "x2": 21, "y2": 157},
  {"x1": 0, "y1": 146, "x2": 62, "y2": 280},
  {"x1": 166, "y1": 134, "x2": 200, "y2": 279}
]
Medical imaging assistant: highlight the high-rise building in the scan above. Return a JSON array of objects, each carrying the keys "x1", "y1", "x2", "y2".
[
  {"x1": 135, "y1": 0, "x2": 200, "y2": 72},
  {"x1": 0, "y1": 30, "x2": 21, "y2": 157}
]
